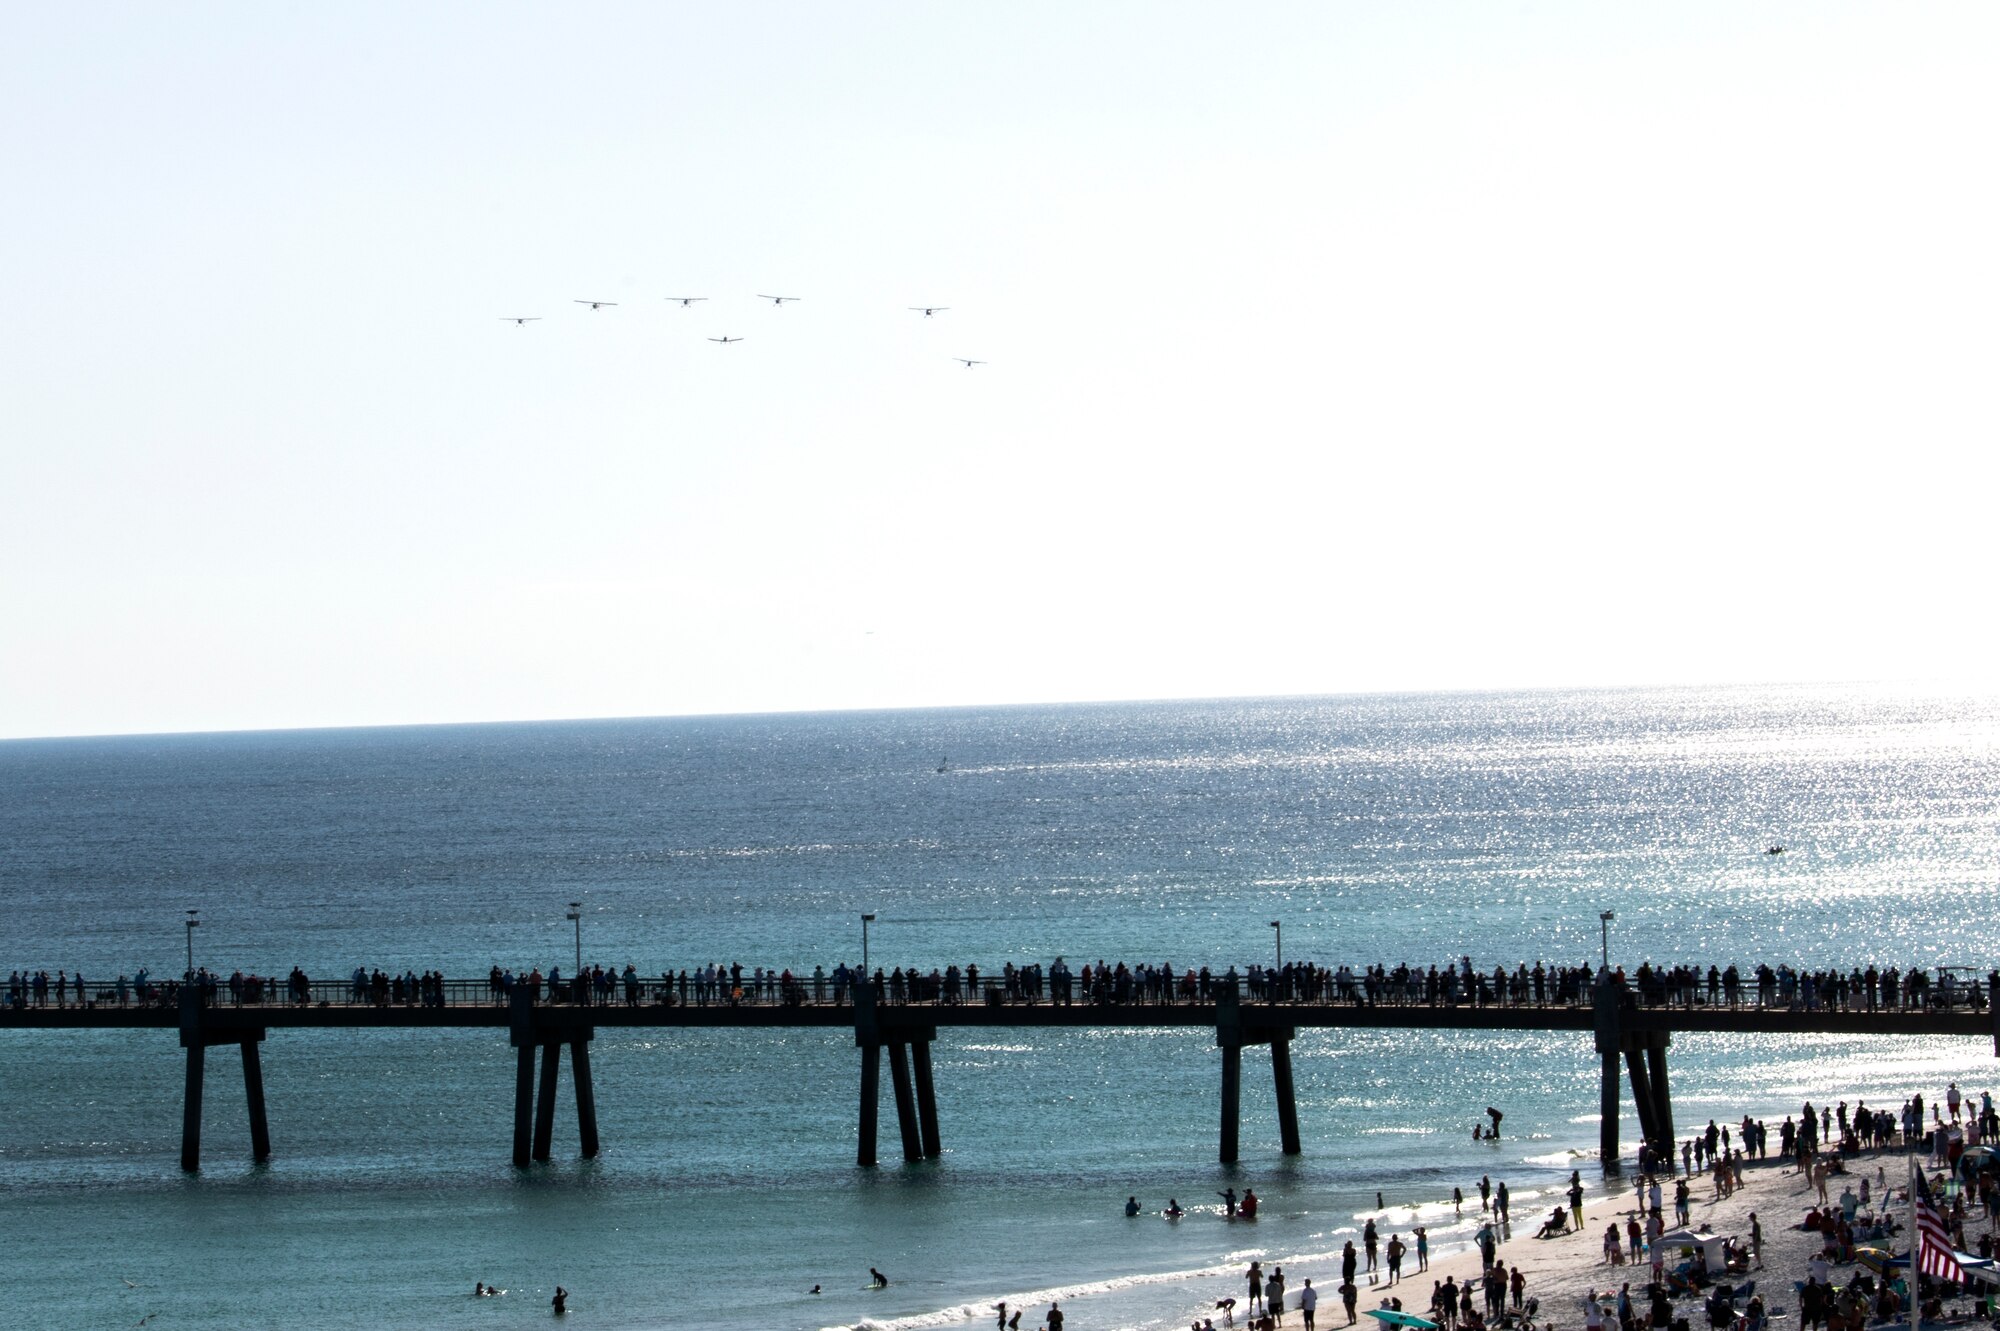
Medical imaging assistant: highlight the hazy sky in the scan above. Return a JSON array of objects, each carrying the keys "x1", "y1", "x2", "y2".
[{"x1": 5, "y1": 3, "x2": 1996, "y2": 739}]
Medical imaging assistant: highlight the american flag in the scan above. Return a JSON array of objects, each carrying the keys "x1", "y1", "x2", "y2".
[{"x1": 1911, "y1": 1164, "x2": 1966, "y2": 1282}]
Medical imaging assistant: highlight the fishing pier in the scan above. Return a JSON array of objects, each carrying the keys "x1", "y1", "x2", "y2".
[{"x1": 2, "y1": 975, "x2": 1993, "y2": 1172}]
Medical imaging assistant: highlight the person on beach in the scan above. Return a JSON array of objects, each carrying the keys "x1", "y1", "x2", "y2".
[
  {"x1": 1603, "y1": 1223, "x2": 1622, "y2": 1264},
  {"x1": 1048, "y1": 1302, "x2": 1064, "y2": 1331},
  {"x1": 1340, "y1": 1280, "x2": 1358, "y2": 1326},
  {"x1": 1509, "y1": 1267, "x2": 1525, "y2": 1312},
  {"x1": 1365, "y1": 1219, "x2": 1380, "y2": 1275},
  {"x1": 1479, "y1": 1176, "x2": 1492, "y2": 1211},
  {"x1": 1267, "y1": 1267, "x2": 1286, "y2": 1324},
  {"x1": 1454, "y1": 1186, "x2": 1464, "y2": 1216},
  {"x1": 1386, "y1": 1234, "x2": 1404, "y2": 1284},
  {"x1": 1569, "y1": 1179, "x2": 1586, "y2": 1229},
  {"x1": 1415, "y1": 1227, "x2": 1428, "y2": 1271},
  {"x1": 1647, "y1": 1177, "x2": 1662, "y2": 1218},
  {"x1": 1300, "y1": 1278, "x2": 1317, "y2": 1331},
  {"x1": 1496, "y1": 1180, "x2": 1509, "y2": 1223},
  {"x1": 998, "y1": 1302, "x2": 1009, "y2": 1328},
  {"x1": 1248, "y1": 1261, "x2": 1265, "y2": 1314},
  {"x1": 1342, "y1": 1242, "x2": 1358, "y2": 1288}
]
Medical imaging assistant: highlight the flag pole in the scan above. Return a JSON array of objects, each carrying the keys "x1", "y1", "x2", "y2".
[{"x1": 1908, "y1": 1150, "x2": 1919, "y2": 1331}]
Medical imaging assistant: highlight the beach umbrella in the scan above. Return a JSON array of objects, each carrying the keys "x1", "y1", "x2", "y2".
[
  {"x1": 1364, "y1": 1310, "x2": 1440, "y2": 1330},
  {"x1": 1853, "y1": 1247, "x2": 1894, "y2": 1273}
]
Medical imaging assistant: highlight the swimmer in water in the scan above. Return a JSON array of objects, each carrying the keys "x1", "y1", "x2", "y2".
[
  {"x1": 1165, "y1": 1198, "x2": 1185, "y2": 1218},
  {"x1": 475, "y1": 1283, "x2": 487, "y2": 1297},
  {"x1": 810, "y1": 1286, "x2": 822, "y2": 1295},
  {"x1": 871, "y1": 1268, "x2": 889, "y2": 1288},
  {"x1": 1127, "y1": 1196, "x2": 1142, "y2": 1217},
  {"x1": 552, "y1": 1285, "x2": 568, "y2": 1315}
]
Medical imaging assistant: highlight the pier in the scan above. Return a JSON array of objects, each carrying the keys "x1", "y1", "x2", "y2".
[{"x1": 3, "y1": 970, "x2": 1993, "y2": 1172}]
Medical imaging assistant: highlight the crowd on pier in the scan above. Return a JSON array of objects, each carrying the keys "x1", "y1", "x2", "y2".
[{"x1": 6, "y1": 958, "x2": 1994, "y2": 1013}]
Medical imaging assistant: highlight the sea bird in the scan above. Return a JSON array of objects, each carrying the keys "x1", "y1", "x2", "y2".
[{"x1": 573, "y1": 299, "x2": 618, "y2": 309}]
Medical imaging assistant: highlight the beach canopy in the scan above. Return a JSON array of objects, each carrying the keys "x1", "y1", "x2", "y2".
[
  {"x1": 1885, "y1": 1252, "x2": 2000, "y2": 1285},
  {"x1": 1656, "y1": 1229, "x2": 1731, "y2": 1274},
  {"x1": 1364, "y1": 1310, "x2": 1440, "y2": 1329}
]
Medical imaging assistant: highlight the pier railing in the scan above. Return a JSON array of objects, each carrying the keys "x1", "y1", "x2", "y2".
[{"x1": 19, "y1": 968, "x2": 1991, "y2": 1015}]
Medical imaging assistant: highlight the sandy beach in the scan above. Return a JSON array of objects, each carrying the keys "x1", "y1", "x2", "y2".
[{"x1": 1291, "y1": 1149, "x2": 1994, "y2": 1331}]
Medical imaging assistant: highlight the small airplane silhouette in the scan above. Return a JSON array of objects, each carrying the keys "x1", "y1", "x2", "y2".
[
  {"x1": 573, "y1": 299, "x2": 618, "y2": 309},
  {"x1": 757, "y1": 295, "x2": 800, "y2": 305},
  {"x1": 665, "y1": 297, "x2": 707, "y2": 306},
  {"x1": 909, "y1": 307, "x2": 950, "y2": 317},
  {"x1": 708, "y1": 336, "x2": 744, "y2": 343},
  {"x1": 498, "y1": 317, "x2": 541, "y2": 325},
  {"x1": 952, "y1": 358, "x2": 987, "y2": 367}
]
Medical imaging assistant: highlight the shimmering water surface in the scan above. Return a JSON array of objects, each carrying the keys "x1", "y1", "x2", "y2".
[{"x1": 2, "y1": 684, "x2": 1997, "y2": 1331}]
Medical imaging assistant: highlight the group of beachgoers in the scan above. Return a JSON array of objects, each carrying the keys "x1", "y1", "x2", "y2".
[{"x1": 10, "y1": 959, "x2": 1993, "y2": 1013}]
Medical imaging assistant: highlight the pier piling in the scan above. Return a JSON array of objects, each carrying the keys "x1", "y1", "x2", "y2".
[
  {"x1": 180, "y1": 1042, "x2": 205, "y2": 1173},
  {"x1": 512, "y1": 1043, "x2": 535, "y2": 1167},
  {"x1": 856, "y1": 1039, "x2": 880, "y2": 1159},
  {"x1": 533, "y1": 1040, "x2": 561, "y2": 1162},
  {"x1": 570, "y1": 1037, "x2": 599, "y2": 1159},
  {"x1": 888, "y1": 1041, "x2": 922, "y2": 1162},
  {"x1": 242, "y1": 1037, "x2": 271, "y2": 1162},
  {"x1": 1219, "y1": 1043, "x2": 1242, "y2": 1164},
  {"x1": 912, "y1": 1036, "x2": 941, "y2": 1159}
]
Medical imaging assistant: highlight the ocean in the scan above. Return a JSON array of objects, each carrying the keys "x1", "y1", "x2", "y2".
[{"x1": 2, "y1": 683, "x2": 1996, "y2": 1331}]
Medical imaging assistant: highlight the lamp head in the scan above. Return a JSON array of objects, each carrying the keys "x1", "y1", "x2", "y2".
[
  {"x1": 861, "y1": 912, "x2": 877, "y2": 922},
  {"x1": 1600, "y1": 910, "x2": 1615, "y2": 922}
]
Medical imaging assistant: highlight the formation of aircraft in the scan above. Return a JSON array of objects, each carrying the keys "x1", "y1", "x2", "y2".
[{"x1": 499, "y1": 293, "x2": 989, "y2": 367}]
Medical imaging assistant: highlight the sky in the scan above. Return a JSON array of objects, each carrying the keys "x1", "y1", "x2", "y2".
[{"x1": 4, "y1": 2, "x2": 1997, "y2": 739}]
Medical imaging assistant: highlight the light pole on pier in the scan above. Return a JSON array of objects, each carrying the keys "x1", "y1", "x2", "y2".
[
  {"x1": 1270, "y1": 920, "x2": 1282, "y2": 972},
  {"x1": 1599, "y1": 910, "x2": 1615, "y2": 970},
  {"x1": 861, "y1": 912, "x2": 876, "y2": 975},
  {"x1": 184, "y1": 909, "x2": 200, "y2": 980},
  {"x1": 566, "y1": 901, "x2": 582, "y2": 974}
]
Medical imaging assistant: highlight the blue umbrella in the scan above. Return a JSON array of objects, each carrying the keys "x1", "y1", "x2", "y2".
[{"x1": 1364, "y1": 1311, "x2": 1440, "y2": 1330}]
